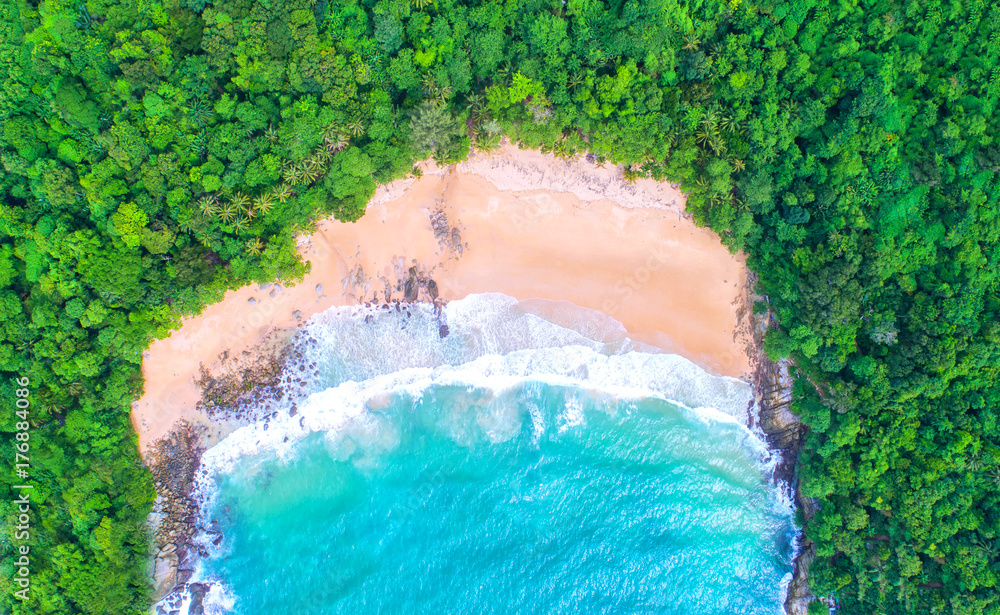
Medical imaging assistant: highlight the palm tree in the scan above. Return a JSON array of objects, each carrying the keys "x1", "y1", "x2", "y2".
[
  {"x1": 218, "y1": 201, "x2": 238, "y2": 223},
  {"x1": 188, "y1": 131, "x2": 208, "y2": 157},
  {"x1": 322, "y1": 123, "x2": 340, "y2": 143},
  {"x1": 473, "y1": 132, "x2": 500, "y2": 153},
  {"x1": 303, "y1": 157, "x2": 322, "y2": 172},
  {"x1": 552, "y1": 139, "x2": 574, "y2": 160},
  {"x1": 230, "y1": 191, "x2": 251, "y2": 211},
  {"x1": 197, "y1": 195, "x2": 218, "y2": 216},
  {"x1": 271, "y1": 184, "x2": 293, "y2": 203},
  {"x1": 326, "y1": 132, "x2": 347, "y2": 151},
  {"x1": 467, "y1": 93, "x2": 486, "y2": 118},
  {"x1": 36, "y1": 389, "x2": 68, "y2": 417},
  {"x1": 720, "y1": 114, "x2": 743, "y2": 135},
  {"x1": 695, "y1": 126, "x2": 716, "y2": 148},
  {"x1": 333, "y1": 132, "x2": 350, "y2": 151},
  {"x1": 682, "y1": 32, "x2": 702, "y2": 51},
  {"x1": 188, "y1": 99, "x2": 212, "y2": 126},
  {"x1": 232, "y1": 216, "x2": 249, "y2": 233},
  {"x1": 253, "y1": 195, "x2": 274, "y2": 216},
  {"x1": 780, "y1": 99, "x2": 799, "y2": 117},
  {"x1": 264, "y1": 124, "x2": 279, "y2": 144},
  {"x1": 75, "y1": 3, "x2": 93, "y2": 29},
  {"x1": 283, "y1": 166, "x2": 303, "y2": 185},
  {"x1": 732, "y1": 158, "x2": 746, "y2": 172},
  {"x1": 432, "y1": 84, "x2": 452, "y2": 104},
  {"x1": 412, "y1": 0, "x2": 432, "y2": 9},
  {"x1": 246, "y1": 237, "x2": 265, "y2": 256},
  {"x1": 348, "y1": 119, "x2": 365, "y2": 137},
  {"x1": 700, "y1": 109, "x2": 720, "y2": 131},
  {"x1": 707, "y1": 134, "x2": 726, "y2": 156},
  {"x1": 496, "y1": 62, "x2": 514, "y2": 86},
  {"x1": 302, "y1": 166, "x2": 321, "y2": 183},
  {"x1": 622, "y1": 166, "x2": 640, "y2": 184}
]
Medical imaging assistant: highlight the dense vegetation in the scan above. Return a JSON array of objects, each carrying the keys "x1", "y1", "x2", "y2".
[{"x1": 1, "y1": 0, "x2": 998, "y2": 613}]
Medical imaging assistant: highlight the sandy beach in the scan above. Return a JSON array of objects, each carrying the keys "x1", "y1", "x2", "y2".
[{"x1": 132, "y1": 144, "x2": 751, "y2": 452}]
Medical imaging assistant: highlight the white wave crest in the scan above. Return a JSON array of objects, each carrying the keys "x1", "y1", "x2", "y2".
[
  {"x1": 192, "y1": 294, "x2": 764, "y2": 515},
  {"x1": 198, "y1": 344, "x2": 754, "y2": 477}
]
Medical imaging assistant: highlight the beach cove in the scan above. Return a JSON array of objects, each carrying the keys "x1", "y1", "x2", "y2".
[
  {"x1": 135, "y1": 145, "x2": 801, "y2": 615},
  {"x1": 133, "y1": 144, "x2": 754, "y2": 451}
]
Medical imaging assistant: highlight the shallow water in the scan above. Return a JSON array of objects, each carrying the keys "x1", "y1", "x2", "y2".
[{"x1": 190, "y1": 294, "x2": 795, "y2": 615}]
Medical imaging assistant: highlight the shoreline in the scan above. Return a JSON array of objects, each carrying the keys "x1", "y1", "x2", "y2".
[
  {"x1": 133, "y1": 143, "x2": 752, "y2": 453},
  {"x1": 138, "y1": 144, "x2": 788, "y2": 610}
]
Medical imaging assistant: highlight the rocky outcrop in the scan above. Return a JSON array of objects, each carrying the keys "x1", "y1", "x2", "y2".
[
  {"x1": 195, "y1": 332, "x2": 291, "y2": 420},
  {"x1": 154, "y1": 581, "x2": 209, "y2": 615},
  {"x1": 151, "y1": 541, "x2": 179, "y2": 599},
  {"x1": 145, "y1": 422, "x2": 204, "y2": 602},
  {"x1": 745, "y1": 278, "x2": 816, "y2": 615},
  {"x1": 754, "y1": 359, "x2": 802, "y2": 485},
  {"x1": 785, "y1": 541, "x2": 817, "y2": 615},
  {"x1": 752, "y1": 358, "x2": 815, "y2": 614}
]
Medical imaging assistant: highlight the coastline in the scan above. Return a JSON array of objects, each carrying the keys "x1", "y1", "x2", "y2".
[
  {"x1": 133, "y1": 143, "x2": 752, "y2": 453},
  {"x1": 137, "y1": 144, "x2": 781, "y2": 610}
]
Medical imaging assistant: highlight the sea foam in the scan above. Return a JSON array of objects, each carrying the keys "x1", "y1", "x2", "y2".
[{"x1": 195, "y1": 293, "x2": 757, "y2": 487}]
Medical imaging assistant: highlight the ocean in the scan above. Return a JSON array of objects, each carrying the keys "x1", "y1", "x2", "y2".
[{"x1": 179, "y1": 294, "x2": 796, "y2": 615}]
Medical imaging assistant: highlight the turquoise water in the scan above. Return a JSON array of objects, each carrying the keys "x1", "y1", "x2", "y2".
[{"x1": 193, "y1": 295, "x2": 795, "y2": 615}]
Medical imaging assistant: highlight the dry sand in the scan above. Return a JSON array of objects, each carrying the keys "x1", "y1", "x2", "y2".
[{"x1": 132, "y1": 144, "x2": 751, "y2": 452}]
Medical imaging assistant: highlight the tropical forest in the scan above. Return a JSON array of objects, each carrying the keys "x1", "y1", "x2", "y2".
[{"x1": 1, "y1": 0, "x2": 999, "y2": 613}]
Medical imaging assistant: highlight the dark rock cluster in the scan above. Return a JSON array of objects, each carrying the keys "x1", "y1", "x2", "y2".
[{"x1": 146, "y1": 422, "x2": 204, "y2": 603}]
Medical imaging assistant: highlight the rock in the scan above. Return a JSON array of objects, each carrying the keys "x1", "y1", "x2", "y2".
[
  {"x1": 404, "y1": 277, "x2": 418, "y2": 302},
  {"x1": 248, "y1": 297, "x2": 257, "y2": 305},
  {"x1": 269, "y1": 289, "x2": 276, "y2": 298},
  {"x1": 315, "y1": 283, "x2": 323, "y2": 294},
  {"x1": 784, "y1": 542, "x2": 816, "y2": 615},
  {"x1": 292, "y1": 310, "x2": 302, "y2": 319},
  {"x1": 427, "y1": 279, "x2": 439, "y2": 300},
  {"x1": 759, "y1": 402, "x2": 801, "y2": 449},
  {"x1": 188, "y1": 583, "x2": 209, "y2": 615},
  {"x1": 152, "y1": 546, "x2": 179, "y2": 601},
  {"x1": 439, "y1": 324, "x2": 450, "y2": 338}
]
